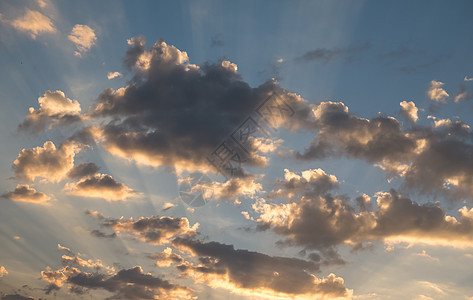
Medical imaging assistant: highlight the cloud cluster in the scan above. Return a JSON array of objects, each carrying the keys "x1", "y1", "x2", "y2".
[
  {"x1": 2, "y1": 9, "x2": 56, "y2": 39},
  {"x1": 68, "y1": 24, "x2": 97, "y2": 57},
  {"x1": 400, "y1": 100, "x2": 419, "y2": 123},
  {"x1": 2, "y1": 184, "x2": 50, "y2": 204},
  {"x1": 250, "y1": 169, "x2": 473, "y2": 260},
  {"x1": 294, "y1": 100, "x2": 473, "y2": 200},
  {"x1": 173, "y1": 237, "x2": 351, "y2": 299},
  {"x1": 41, "y1": 245, "x2": 190, "y2": 299},
  {"x1": 19, "y1": 90, "x2": 83, "y2": 133}
]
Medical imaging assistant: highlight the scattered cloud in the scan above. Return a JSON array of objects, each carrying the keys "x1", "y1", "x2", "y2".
[
  {"x1": 3, "y1": 9, "x2": 56, "y2": 39},
  {"x1": 68, "y1": 24, "x2": 97, "y2": 57},
  {"x1": 107, "y1": 71, "x2": 122, "y2": 79},
  {"x1": 2, "y1": 184, "x2": 50, "y2": 204},
  {"x1": 65, "y1": 173, "x2": 135, "y2": 201},
  {"x1": 427, "y1": 80, "x2": 449, "y2": 103},
  {"x1": 464, "y1": 76, "x2": 473, "y2": 82},
  {"x1": 67, "y1": 162, "x2": 100, "y2": 179},
  {"x1": 41, "y1": 245, "x2": 190, "y2": 299},
  {"x1": 149, "y1": 247, "x2": 184, "y2": 267},
  {"x1": 400, "y1": 101, "x2": 419, "y2": 123},
  {"x1": 18, "y1": 90, "x2": 83, "y2": 134}
]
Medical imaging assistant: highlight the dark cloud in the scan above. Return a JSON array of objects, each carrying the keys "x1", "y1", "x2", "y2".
[
  {"x1": 172, "y1": 237, "x2": 351, "y2": 298},
  {"x1": 65, "y1": 173, "x2": 135, "y2": 201},
  {"x1": 0, "y1": 294, "x2": 40, "y2": 300},
  {"x1": 210, "y1": 34, "x2": 224, "y2": 47},
  {"x1": 295, "y1": 43, "x2": 370, "y2": 63},
  {"x1": 91, "y1": 37, "x2": 311, "y2": 172},
  {"x1": 67, "y1": 162, "x2": 100, "y2": 179},
  {"x1": 88, "y1": 212, "x2": 198, "y2": 245},
  {"x1": 2, "y1": 184, "x2": 50, "y2": 204},
  {"x1": 90, "y1": 229, "x2": 117, "y2": 239},
  {"x1": 294, "y1": 100, "x2": 473, "y2": 201},
  {"x1": 251, "y1": 169, "x2": 473, "y2": 257}
]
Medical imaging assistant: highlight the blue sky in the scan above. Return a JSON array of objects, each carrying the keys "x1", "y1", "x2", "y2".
[{"x1": 1, "y1": 1, "x2": 473, "y2": 299}]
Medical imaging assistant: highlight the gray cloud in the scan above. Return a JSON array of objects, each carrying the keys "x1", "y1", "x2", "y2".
[
  {"x1": 172, "y1": 237, "x2": 351, "y2": 298},
  {"x1": 65, "y1": 173, "x2": 135, "y2": 201},
  {"x1": 295, "y1": 43, "x2": 370, "y2": 63},
  {"x1": 251, "y1": 169, "x2": 473, "y2": 258},
  {"x1": 91, "y1": 37, "x2": 311, "y2": 172},
  {"x1": 2, "y1": 184, "x2": 50, "y2": 204},
  {"x1": 67, "y1": 162, "x2": 100, "y2": 179}
]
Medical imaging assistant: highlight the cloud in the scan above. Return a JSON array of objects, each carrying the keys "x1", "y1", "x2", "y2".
[
  {"x1": 295, "y1": 43, "x2": 370, "y2": 63},
  {"x1": 18, "y1": 90, "x2": 83, "y2": 134},
  {"x1": 464, "y1": 76, "x2": 473, "y2": 82},
  {"x1": 2, "y1": 184, "x2": 50, "y2": 204},
  {"x1": 0, "y1": 266, "x2": 7, "y2": 277},
  {"x1": 0, "y1": 294, "x2": 37, "y2": 300},
  {"x1": 251, "y1": 169, "x2": 473, "y2": 257},
  {"x1": 91, "y1": 37, "x2": 312, "y2": 173},
  {"x1": 400, "y1": 101, "x2": 419, "y2": 123},
  {"x1": 173, "y1": 237, "x2": 351, "y2": 299},
  {"x1": 427, "y1": 80, "x2": 449, "y2": 103},
  {"x1": 68, "y1": 24, "x2": 97, "y2": 57},
  {"x1": 88, "y1": 212, "x2": 199, "y2": 245},
  {"x1": 41, "y1": 245, "x2": 190, "y2": 299},
  {"x1": 3, "y1": 9, "x2": 56, "y2": 39},
  {"x1": 294, "y1": 100, "x2": 473, "y2": 200},
  {"x1": 190, "y1": 175, "x2": 263, "y2": 203},
  {"x1": 13, "y1": 140, "x2": 82, "y2": 182},
  {"x1": 149, "y1": 247, "x2": 184, "y2": 267},
  {"x1": 107, "y1": 72, "x2": 122, "y2": 79},
  {"x1": 64, "y1": 173, "x2": 135, "y2": 201},
  {"x1": 67, "y1": 162, "x2": 100, "y2": 179}
]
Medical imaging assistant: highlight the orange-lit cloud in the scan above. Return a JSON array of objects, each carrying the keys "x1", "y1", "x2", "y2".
[
  {"x1": 2, "y1": 184, "x2": 50, "y2": 204},
  {"x1": 65, "y1": 173, "x2": 135, "y2": 201},
  {"x1": 68, "y1": 24, "x2": 97, "y2": 57},
  {"x1": 3, "y1": 9, "x2": 56, "y2": 39}
]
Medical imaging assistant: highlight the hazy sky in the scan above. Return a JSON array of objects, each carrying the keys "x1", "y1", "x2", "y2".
[{"x1": 1, "y1": 1, "x2": 473, "y2": 299}]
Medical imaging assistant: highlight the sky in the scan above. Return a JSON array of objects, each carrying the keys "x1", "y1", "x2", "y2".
[{"x1": 1, "y1": 0, "x2": 473, "y2": 299}]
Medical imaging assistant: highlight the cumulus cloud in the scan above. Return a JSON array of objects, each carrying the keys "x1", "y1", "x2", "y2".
[
  {"x1": 464, "y1": 76, "x2": 473, "y2": 82},
  {"x1": 68, "y1": 24, "x2": 97, "y2": 57},
  {"x1": 64, "y1": 173, "x2": 135, "y2": 201},
  {"x1": 3, "y1": 9, "x2": 56, "y2": 39},
  {"x1": 400, "y1": 101, "x2": 419, "y2": 123},
  {"x1": 41, "y1": 245, "x2": 190, "y2": 299},
  {"x1": 13, "y1": 140, "x2": 82, "y2": 182},
  {"x1": 190, "y1": 175, "x2": 263, "y2": 203},
  {"x1": 0, "y1": 266, "x2": 7, "y2": 277},
  {"x1": 91, "y1": 37, "x2": 311, "y2": 172},
  {"x1": 173, "y1": 237, "x2": 351, "y2": 299},
  {"x1": 2, "y1": 184, "x2": 50, "y2": 204},
  {"x1": 107, "y1": 71, "x2": 122, "y2": 79},
  {"x1": 19, "y1": 90, "x2": 83, "y2": 133},
  {"x1": 88, "y1": 212, "x2": 199, "y2": 245},
  {"x1": 250, "y1": 169, "x2": 473, "y2": 259},
  {"x1": 427, "y1": 80, "x2": 449, "y2": 103}
]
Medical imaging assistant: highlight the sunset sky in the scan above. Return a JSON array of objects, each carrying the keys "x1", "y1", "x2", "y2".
[{"x1": 1, "y1": 1, "x2": 473, "y2": 299}]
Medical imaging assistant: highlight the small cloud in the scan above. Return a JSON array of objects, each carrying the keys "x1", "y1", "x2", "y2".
[
  {"x1": 64, "y1": 173, "x2": 136, "y2": 201},
  {"x1": 400, "y1": 100, "x2": 419, "y2": 123},
  {"x1": 162, "y1": 202, "x2": 175, "y2": 211},
  {"x1": 68, "y1": 24, "x2": 97, "y2": 57},
  {"x1": 427, "y1": 80, "x2": 449, "y2": 103},
  {"x1": 0, "y1": 266, "x2": 8, "y2": 277},
  {"x1": 3, "y1": 9, "x2": 56, "y2": 39},
  {"x1": 415, "y1": 250, "x2": 439, "y2": 261},
  {"x1": 464, "y1": 76, "x2": 473, "y2": 82},
  {"x1": 13, "y1": 236, "x2": 21, "y2": 240},
  {"x1": 277, "y1": 58, "x2": 284, "y2": 63},
  {"x1": 2, "y1": 184, "x2": 51, "y2": 204},
  {"x1": 107, "y1": 72, "x2": 122, "y2": 79}
]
